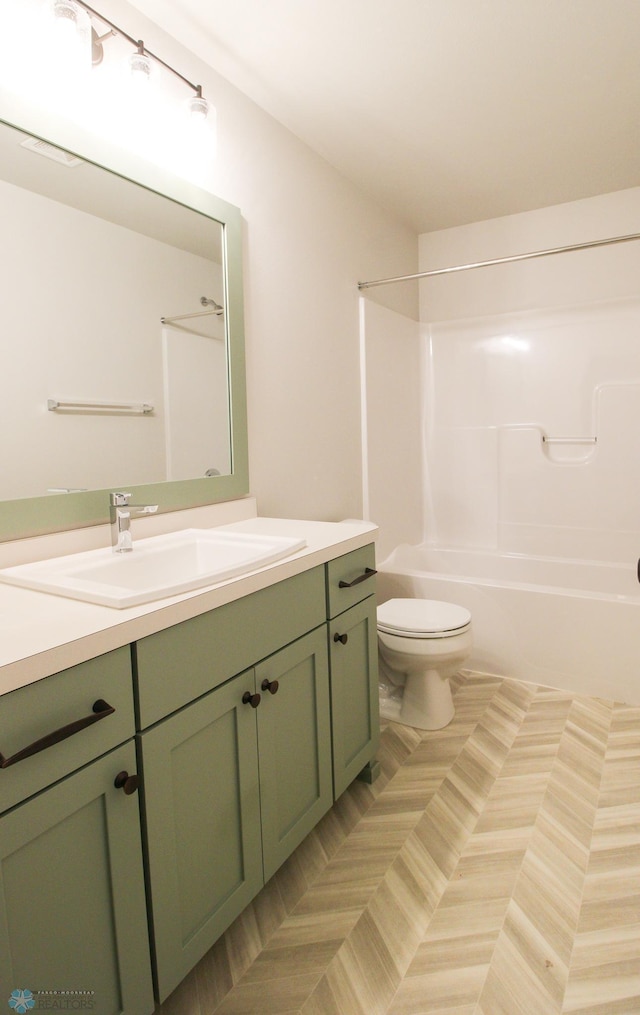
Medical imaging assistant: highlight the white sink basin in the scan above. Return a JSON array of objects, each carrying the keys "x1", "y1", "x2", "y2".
[{"x1": 0, "y1": 529, "x2": 307, "y2": 608}]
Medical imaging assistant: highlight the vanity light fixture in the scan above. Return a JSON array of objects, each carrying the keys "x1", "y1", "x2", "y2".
[{"x1": 49, "y1": 0, "x2": 212, "y2": 123}]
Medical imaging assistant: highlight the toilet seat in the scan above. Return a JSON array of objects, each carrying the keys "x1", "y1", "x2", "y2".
[{"x1": 377, "y1": 598, "x2": 471, "y2": 639}]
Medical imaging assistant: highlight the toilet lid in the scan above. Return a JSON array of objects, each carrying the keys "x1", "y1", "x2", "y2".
[{"x1": 377, "y1": 598, "x2": 471, "y2": 638}]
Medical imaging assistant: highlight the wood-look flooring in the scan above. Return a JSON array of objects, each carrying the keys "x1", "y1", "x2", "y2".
[{"x1": 156, "y1": 671, "x2": 640, "y2": 1015}]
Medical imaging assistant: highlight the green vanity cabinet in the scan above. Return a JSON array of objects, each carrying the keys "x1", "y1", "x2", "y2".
[
  {"x1": 0, "y1": 647, "x2": 152, "y2": 1015},
  {"x1": 0, "y1": 540, "x2": 379, "y2": 1009},
  {"x1": 138, "y1": 625, "x2": 332, "y2": 1003}
]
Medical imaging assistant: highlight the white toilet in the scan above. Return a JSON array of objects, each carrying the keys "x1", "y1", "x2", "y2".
[{"x1": 377, "y1": 598, "x2": 472, "y2": 731}]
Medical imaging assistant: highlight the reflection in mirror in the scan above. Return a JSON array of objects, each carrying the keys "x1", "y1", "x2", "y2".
[{"x1": 0, "y1": 119, "x2": 230, "y2": 501}]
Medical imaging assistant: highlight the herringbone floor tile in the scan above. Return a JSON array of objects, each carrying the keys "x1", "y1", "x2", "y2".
[{"x1": 156, "y1": 674, "x2": 640, "y2": 1015}]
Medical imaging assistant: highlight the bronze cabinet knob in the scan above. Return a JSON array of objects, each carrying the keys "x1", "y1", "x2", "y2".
[{"x1": 114, "y1": 770, "x2": 139, "y2": 795}]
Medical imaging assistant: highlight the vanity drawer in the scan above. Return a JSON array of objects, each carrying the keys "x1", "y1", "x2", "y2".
[
  {"x1": 0, "y1": 646, "x2": 135, "y2": 815},
  {"x1": 326, "y1": 544, "x2": 377, "y2": 618},
  {"x1": 135, "y1": 565, "x2": 326, "y2": 727}
]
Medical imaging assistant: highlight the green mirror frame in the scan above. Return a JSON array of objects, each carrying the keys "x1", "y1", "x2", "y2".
[{"x1": 0, "y1": 90, "x2": 249, "y2": 543}]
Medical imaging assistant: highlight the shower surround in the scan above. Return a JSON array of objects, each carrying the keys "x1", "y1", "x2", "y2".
[
  {"x1": 423, "y1": 298, "x2": 640, "y2": 566},
  {"x1": 372, "y1": 187, "x2": 640, "y2": 704}
]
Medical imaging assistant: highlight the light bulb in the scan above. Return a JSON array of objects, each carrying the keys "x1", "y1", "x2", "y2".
[
  {"x1": 130, "y1": 43, "x2": 151, "y2": 85},
  {"x1": 49, "y1": 0, "x2": 91, "y2": 85},
  {"x1": 53, "y1": 0, "x2": 79, "y2": 28},
  {"x1": 52, "y1": 0, "x2": 81, "y2": 51},
  {"x1": 188, "y1": 92, "x2": 209, "y2": 122}
]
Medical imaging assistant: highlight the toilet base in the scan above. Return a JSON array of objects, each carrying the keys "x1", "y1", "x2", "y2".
[
  {"x1": 377, "y1": 619, "x2": 471, "y2": 732},
  {"x1": 400, "y1": 668, "x2": 455, "y2": 730}
]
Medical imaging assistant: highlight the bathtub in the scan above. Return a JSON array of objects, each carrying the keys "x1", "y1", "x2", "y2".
[{"x1": 376, "y1": 544, "x2": 640, "y2": 704}]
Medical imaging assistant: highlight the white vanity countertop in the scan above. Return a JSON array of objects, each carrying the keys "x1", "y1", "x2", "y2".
[{"x1": 0, "y1": 515, "x2": 378, "y2": 697}]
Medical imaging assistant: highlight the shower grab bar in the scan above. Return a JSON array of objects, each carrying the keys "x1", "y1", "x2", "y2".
[
  {"x1": 48, "y1": 398, "x2": 154, "y2": 415},
  {"x1": 542, "y1": 436, "x2": 597, "y2": 445}
]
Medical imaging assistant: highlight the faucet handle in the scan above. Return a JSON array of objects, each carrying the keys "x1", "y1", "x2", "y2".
[{"x1": 110, "y1": 492, "x2": 132, "y2": 507}]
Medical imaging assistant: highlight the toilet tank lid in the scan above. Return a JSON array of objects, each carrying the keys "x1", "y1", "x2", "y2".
[{"x1": 377, "y1": 598, "x2": 471, "y2": 635}]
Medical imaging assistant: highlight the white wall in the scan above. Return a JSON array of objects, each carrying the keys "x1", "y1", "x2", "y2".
[
  {"x1": 419, "y1": 187, "x2": 640, "y2": 563},
  {"x1": 92, "y1": 0, "x2": 419, "y2": 525}
]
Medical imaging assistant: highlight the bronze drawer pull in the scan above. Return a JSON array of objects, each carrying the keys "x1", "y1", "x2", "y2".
[
  {"x1": 338, "y1": 567, "x2": 377, "y2": 589},
  {"x1": 0, "y1": 698, "x2": 116, "y2": 770},
  {"x1": 333, "y1": 633, "x2": 348, "y2": 645}
]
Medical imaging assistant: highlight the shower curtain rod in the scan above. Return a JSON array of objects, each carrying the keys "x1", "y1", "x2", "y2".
[{"x1": 357, "y1": 230, "x2": 640, "y2": 290}]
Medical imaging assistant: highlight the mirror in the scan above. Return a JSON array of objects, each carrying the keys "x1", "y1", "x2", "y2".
[{"x1": 0, "y1": 94, "x2": 248, "y2": 542}]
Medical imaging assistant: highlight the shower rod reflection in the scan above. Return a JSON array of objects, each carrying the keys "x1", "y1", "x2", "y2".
[
  {"x1": 161, "y1": 296, "x2": 224, "y2": 325},
  {"x1": 358, "y1": 231, "x2": 640, "y2": 290}
]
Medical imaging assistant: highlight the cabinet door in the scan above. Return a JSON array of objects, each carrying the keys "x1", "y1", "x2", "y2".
[
  {"x1": 139, "y1": 671, "x2": 263, "y2": 1003},
  {"x1": 0, "y1": 742, "x2": 153, "y2": 1015},
  {"x1": 256, "y1": 627, "x2": 332, "y2": 881},
  {"x1": 329, "y1": 595, "x2": 380, "y2": 799}
]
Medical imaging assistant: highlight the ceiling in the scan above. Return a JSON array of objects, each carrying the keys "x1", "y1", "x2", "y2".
[{"x1": 127, "y1": 0, "x2": 640, "y2": 234}]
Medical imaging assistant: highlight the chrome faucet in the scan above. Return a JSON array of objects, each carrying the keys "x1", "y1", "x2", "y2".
[{"x1": 109, "y1": 492, "x2": 158, "y2": 553}]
